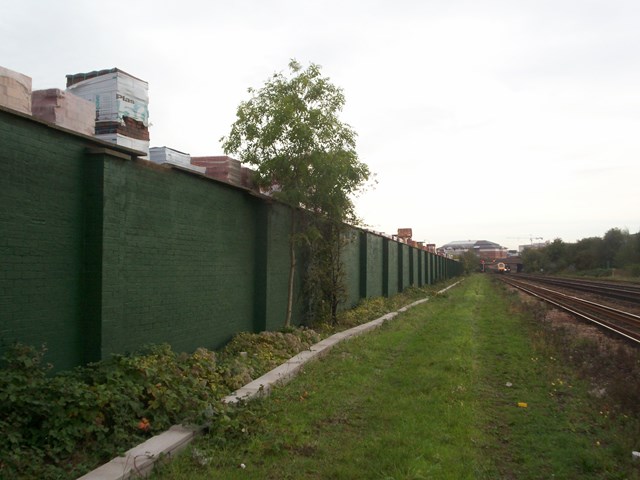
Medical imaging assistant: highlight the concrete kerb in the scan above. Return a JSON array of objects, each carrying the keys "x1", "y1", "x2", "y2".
[
  {"x1": 77, "y1": 280, "x2": 462, "y2": 480},
  {"x1": 76, "y1": 425, "x2": 202, "y2": 480}
]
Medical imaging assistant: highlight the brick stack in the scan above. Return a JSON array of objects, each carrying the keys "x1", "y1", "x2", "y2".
[
  {"x1": 94, "y1": 116, "x2": 149, "y2": 140},
  {"x1": 31, "y1": 89, "x2": 96, "y2": 136},
  {"x1": 66, "y1": 68, "x2": 150, "y2": 157},
  {"x1": 149, "y1": 146, "x2": 207, "y2": 174},
  {"x1": 191, "y1": 156, "x2": 243, "y2": 186},
  {"x1": 0, "y1": 66, "x2": 32, "y2": 115},
  {"x1": 241, "y1": 166, "x2": 257, "y2": 189},
  {"x1": 397, "y1": 228, "x2": 413, "y2": 240}
]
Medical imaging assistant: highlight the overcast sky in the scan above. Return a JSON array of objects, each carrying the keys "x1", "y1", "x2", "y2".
[{"x1": 2, "y1": 0, "x2": 639, "y2": 250}]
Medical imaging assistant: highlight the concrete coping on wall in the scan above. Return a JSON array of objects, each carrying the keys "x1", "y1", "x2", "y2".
[
  {"x1": 77, "y1": 280, "x2": 463, "y2": 480},
  {"x1": 0, "y1": 105, "x2": 146, "y2": 159}
]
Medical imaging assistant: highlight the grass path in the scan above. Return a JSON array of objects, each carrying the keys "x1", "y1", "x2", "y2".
[{"x1": 153, "y1": 275, "x2": 639, "y2": 479}]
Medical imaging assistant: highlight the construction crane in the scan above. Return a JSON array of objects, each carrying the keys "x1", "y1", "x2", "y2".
[{"x1": 507, "y1": 235, "x2": 543, "y2": 245}]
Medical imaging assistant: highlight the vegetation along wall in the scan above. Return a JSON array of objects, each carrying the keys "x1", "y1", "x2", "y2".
[{"x1": 0, "y1": 106, "x2": 463, "y2": 371}]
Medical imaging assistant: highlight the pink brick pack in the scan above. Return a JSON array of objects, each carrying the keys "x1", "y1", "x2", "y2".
[
  {"x1": 32, "y1": 89, "x2": 96, "y2": 136},
  {"x1": 0, "y1": 65, "x2": 32, "y2": 115}
]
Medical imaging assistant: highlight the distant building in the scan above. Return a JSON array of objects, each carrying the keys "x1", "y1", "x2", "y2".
[{"x1": 440, "y1": 240, "x2": 508, "y2": 261}]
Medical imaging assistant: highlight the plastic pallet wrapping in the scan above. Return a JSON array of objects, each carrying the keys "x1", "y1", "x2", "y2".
[
  {"x1": 95, "y1": 133, "x2": 149, "y2": 158},
  {"x1": 0, "y1": 65, "x2": 32, "y2": 115},
  {"x1": 31, "y1": 89, "x2": 96, "y2": 136},
  {"x1": 149, "y1": 146, "x2": 207, "y2": 174},
  {"x1": 191, "y1": 156, "x2": 243, "y2": 185},
  {"x1": 66, "y1": 68, "x2": 149, "y2": 127},
  {"x1": 67, "y1": 68, "x2": 150, "y2": 157}
]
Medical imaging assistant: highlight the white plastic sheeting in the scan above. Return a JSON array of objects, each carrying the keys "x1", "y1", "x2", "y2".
[
  {"x1": 67, "y1": 70, "x2": 149, "y2": 126},
  {"x1": 95, "y1": 133, "x2": 149, "y2": 158},
  {"x1": 149, "y1": 146, "x2": 190, "y2": 167},
  {"x1": 149, "y1": 147, "x2": 207, "y2": 174}
]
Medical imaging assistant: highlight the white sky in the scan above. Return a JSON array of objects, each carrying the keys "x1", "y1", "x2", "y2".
[{"x1": 2, "y1": 0, "x2": 639, "y2": 250}]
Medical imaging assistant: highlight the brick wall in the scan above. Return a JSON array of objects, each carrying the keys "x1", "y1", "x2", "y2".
[
  {"x1": 0, "y1": 106, "x2": 462, "y2": 370},
  {"x1": 261, "y1": 203, "x2": 303, "y2": 332},
  {"x1": 99, "y1": 159, "x2": 260, "y2": 356},
  {"x1": 341, "y1": 230, "x2": 361, "y2": 309},
  {"x1": 361, "y1": 232, "x2": 384, "y2": 299},
  {"x1": 0, "y1": 109, "x2": 88, "y2": 370}
]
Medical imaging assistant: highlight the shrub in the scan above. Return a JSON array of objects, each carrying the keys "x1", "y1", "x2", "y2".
[
  {"x1": 217, "y1": 328, "x2": 321, "y2": 390},
  {"x1": 0, "y1": 343, "x2": 226, "y2": 479}
]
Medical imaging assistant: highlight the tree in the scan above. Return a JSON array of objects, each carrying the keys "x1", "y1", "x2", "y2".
[
  {"x1": 546, "y1": 238, "x2": 567, "y2": 272},
  {"x1": 573, "y1": 237, "x2": 604, "y2": 271},
  {"x1": 459, "y1": 249, "x2": 480, "y2": 274},
  {"x1": 602, "y1": 228, "x2": 626, "y2": 268},
  {"x1": 221, "y1": 60, "x2": 370, "y2": 327},
  {"x1": 521, "y1": 247, "x2": 546, "y2": 273},
  {"x1": 619, "y1": 229, "x2": 640, "y2": 263}
]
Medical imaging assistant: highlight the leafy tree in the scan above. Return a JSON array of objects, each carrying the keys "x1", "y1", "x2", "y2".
[
  {"x1": 573, "y1": 237, "x2": 604, "y2": 271},
  {"x1": 459, "y1": 249, "x2": 480, "y2": 274},
  {"x1": 602, "y1": 228, "x2": 626, "y2": 268},
  {"x1": 521, "y1": 247, "x2": 547, "y2": 273},
  {"x1": 545, "y1": 238, "x2": 567, "y2": 272},
  {"x1": 304, "y1": 221, "x2": 350, "y2": 324},
  {"x1": 221, "y1": 60, "x2": 370, "y2": 327},
  {"x1": 520, "y1": 228, "x2": 640, "y2": 277}
]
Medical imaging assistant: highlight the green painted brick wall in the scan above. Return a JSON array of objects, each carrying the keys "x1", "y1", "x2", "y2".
[
  {"x1": 365, "y1": 233, "x2": 384, "y2": 298},
  {"x1": 0, "y1": 110, "x2": 88, "y2": 371},
  {"x1": 386, "y1": 239, "x2": 399, "y2": 296},
  {"x1": 404, "y1": 246, "x2": 411, "y2": 287},
  {"x1": 99, "y1": 158, "x2": 260, "y2": 356},
  {"x1": 262, "y1": 203, "x2": 304, "y2": 332},
  {"x1": 411, "y1": 247, "x2": 419, "y2": 286},
  {"x1": 1, "y1": 107, "x2": 462, "y2": 371},
  {"x1": 399, "y1": 243, "x2": 410, "y2": 290},
  {"x1": 428, "y1": 252, "x2": 435, "y2": 284},
  {"x1": 341, "y1": 230, "x2": 361, "y2": 309}
]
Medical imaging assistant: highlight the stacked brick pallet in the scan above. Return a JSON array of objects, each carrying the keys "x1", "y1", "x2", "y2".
[
  {"x1": 149, "y1": 146, "x2": 206, "y2": 174},
  {"x1": 66, "y1": 68, "x2": 150, "y2": 157},
  {"x1": 191, "y1": 156, "x2": 244, "y2": 186},
  {"x1": 94, "y1": 116, "x2": 149, "y2": 140},
  {"x1": 241, "y1": 166, "x2": 256, "y2": 190},
  {"x1": 0, "y1": 66, "x2": 32, "y2": 115},
  {"x1": 31, "y1": 89, "x2": 95, "y2": 136}
]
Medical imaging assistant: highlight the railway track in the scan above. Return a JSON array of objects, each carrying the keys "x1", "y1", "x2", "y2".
[
  {"x1": 513, "y1": 274, "x2": 640, "y2": 304},
  {"x1": 497, "y1": 275, "x2": 640, "y2": 344}
]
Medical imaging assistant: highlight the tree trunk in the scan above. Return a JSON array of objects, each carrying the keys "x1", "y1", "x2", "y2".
[{"x1": 284, "y1": 212, "x2": 296, "y2": 328}]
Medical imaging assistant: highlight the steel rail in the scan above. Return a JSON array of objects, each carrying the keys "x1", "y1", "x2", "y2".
[
  {"x1": 515, "y1": 274, "x2": 640, "y2": 304},
  {"x1": 499, "y1": 276, "x2": 640, "y2": 344}
]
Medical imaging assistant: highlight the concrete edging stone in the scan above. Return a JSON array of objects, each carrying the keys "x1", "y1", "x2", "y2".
[{"x1": 77, "y1": 280, "x2": 462, "y2": 479}]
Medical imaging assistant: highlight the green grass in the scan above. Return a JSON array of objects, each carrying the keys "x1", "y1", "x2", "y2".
[{"x1": 152, "y1": 275, "x2": 640, "y2": 479}]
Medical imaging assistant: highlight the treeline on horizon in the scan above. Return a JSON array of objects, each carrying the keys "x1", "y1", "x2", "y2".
[{"x1": 520, "y1": 227, "x2": 640, "y2": 277}]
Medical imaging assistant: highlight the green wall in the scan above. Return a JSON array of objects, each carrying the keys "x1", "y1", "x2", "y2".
[
  {"x1": 0, "y1": 107, "x2": 462, "y2": 370},
  {"x1": 341, "y1": 230, "x2": 361, "y2": 309},
  {"x1": 99, "y1": 159, "x2": 260, "y2": 357},
  {"x1": 363, "y1": 233, "x2": 384, "y2": 298},
  {"x1": 0, "y1": 110, "x2": 90, "y2": 370}
]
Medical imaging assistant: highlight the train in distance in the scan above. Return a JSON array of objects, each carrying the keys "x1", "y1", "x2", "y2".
[
  {"x1": 482, "y1": 261, "x2": 511, "y2": 273},
  {"x1": 497, "y1": 262, "x2": 511, "y2": 273}
]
